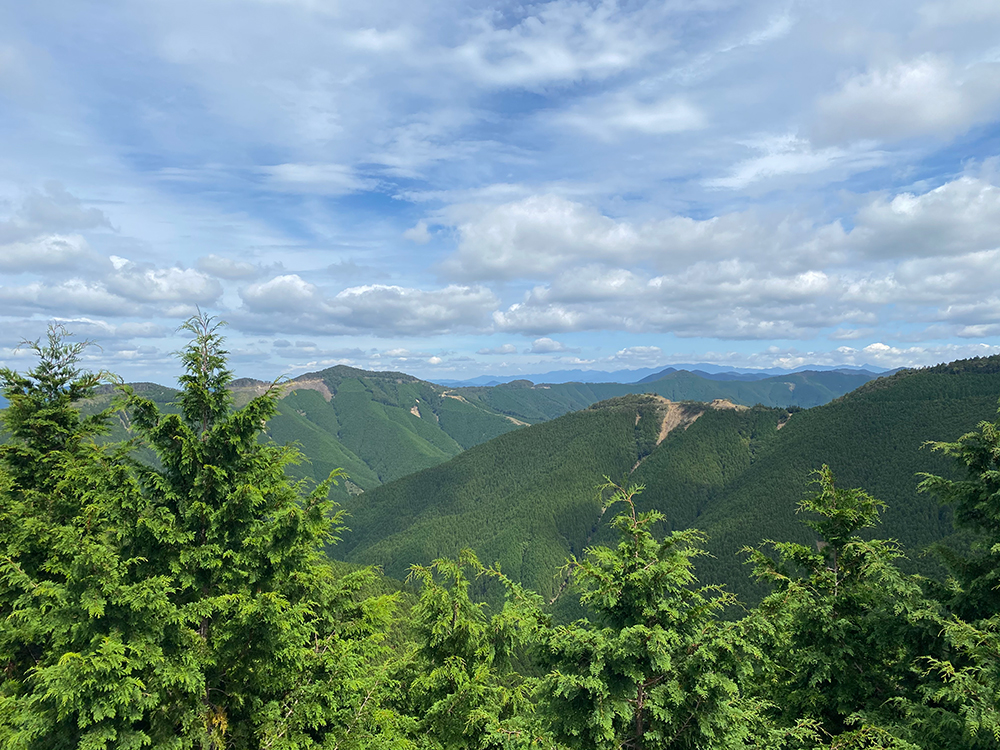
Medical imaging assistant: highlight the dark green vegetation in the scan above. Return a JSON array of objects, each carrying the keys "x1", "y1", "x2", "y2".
[
  {"x1": 3, "y1": 323, "x2": 1000, "y2": 749},
  {"x1": 340, "y1": 358, "x2": 1000, "y2": 604},
  {"x1": 78, "y1": 364, "x2": 872, "y2": 506},
  {"x1": 454, "y1": 368, "x2": 878, "y2": 422},
  {"x1": 86, "y1": 366, "x2": 526, "y2": 501}
]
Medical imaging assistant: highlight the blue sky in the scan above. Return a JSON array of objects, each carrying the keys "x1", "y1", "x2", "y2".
[{"x1": 2, "y1": 0, "x2": 1000, "y2": 382}]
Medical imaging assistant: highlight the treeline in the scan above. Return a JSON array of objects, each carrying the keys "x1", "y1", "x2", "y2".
[{"x1": 2, "y1": 319, "x2": 999, "y2": 749}]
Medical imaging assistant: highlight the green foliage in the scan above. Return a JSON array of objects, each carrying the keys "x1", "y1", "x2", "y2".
[
  {"x1": 537, "y1": 480, "x2": 757, "y2": 750},
  {"x1": 745, "y1": 467, "x2": 935, "y2": 748},
  {"x1": 403, "y1": 550, "x2": 552, "y2": 750},
  {"x1": 338, "y1": 398, "x2": 664, "y2": 600},
  {"x1": 0, "y1": 317, "x2": 416, "y2": 749},
  {"x1": 918, "y1": 614, "x2": 1000, "y2": 749},
  {"x1": 911, "y1": 399, "x2": 1000, "y2": 748},
  {"x1": 0, "y1": 327, "x2": 180, "y2": 749},
  {"x1": 918, "y1": 399, "x2": 1000, "y2": 620}
]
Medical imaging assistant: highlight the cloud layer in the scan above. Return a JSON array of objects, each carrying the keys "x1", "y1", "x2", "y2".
[{"x1": 2, "y1": 0, "x2": 1000, "y2": 379}]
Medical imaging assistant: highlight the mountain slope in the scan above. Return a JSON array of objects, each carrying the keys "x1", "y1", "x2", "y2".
[
  {"x1": 337, "y1": 356, "x2": 1000, "y2": 602},
  {"x1": 80, "y1": 367, "x2": 526, "y2": 500},
  {"x1": 454, "y1": 369, "x2": 880, "y2": 423},
  {"x1": 336, "y1": 396, "x2": 780, "y2": 599}
]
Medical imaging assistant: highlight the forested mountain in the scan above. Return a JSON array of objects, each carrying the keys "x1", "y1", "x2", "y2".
[
  {"x1": 86, "y1": 366, "x2": 525, "y2": 499},
  {"x1": 337, "y1": 356, "x2": 1000, "y2": 602},
  {"x1": 454, "y1": 367, "x2": 879, "y2": 422},
  {"x1": 74, "y1": 364, "x2": 874, "y2": 502}
]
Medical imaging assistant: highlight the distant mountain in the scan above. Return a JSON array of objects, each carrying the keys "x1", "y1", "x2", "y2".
[
  {"x1": 636, "y1": 365, "x2": 885, "y2": 384},
  {"x1": 433, "y1": 363, "x2": 889, "y2": 387},
  {"x1": 66, "y1": 364, "x2": 884, "y2": 504},
  {"x1": 453, "y1": 369, "x2": 883, "y2": 423},
  {"x1": 433, "y1": 367, "x2": 665, "y2": 386},
  {"x1": 336, "y1": 355, "x2": 1000, "y2": 602},
  {"x1": 85, "y1": 366, "x2": 526, "y2": 501}
]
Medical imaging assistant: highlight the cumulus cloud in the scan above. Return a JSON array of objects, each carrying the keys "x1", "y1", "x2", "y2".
[
  {"x1": 241, "y1": 274, "x2": 324, "y2": 313},
  {"x1": 239, "y1": 275, "x2": 498, "y2": 335},
  {"x1": 438, "y1": 193, "x2": 854, "y2": 282},
  {"x1": 850, "y1": 177, "x2": 1000, "y2": 259},
  {"x1": 330, "y1": 284, "x2": 498, "y2": 334},
  {"x1": 105, "y1": 259, "x2": 222, "y2": 304},
  {"x1": 814, "y1": 56, "x2": 1000, "y2": 143},
  {"x1": 478, "y1": 343, "x2": 517, "y2": 355},
  {"x1": 427, "y1": 171, "x2": 1000, "y2": 341},
  {"x1": 0, "y1": 183, "x2": 113, "y2": 244},
  {"x1": 0, "y1": 279, "x2": 139, "y2": 317},
  {"x1": 0, "y1": 185, "x2": 112, "y2": 274},
  {"x1": 526, "y1": 337, "x2": 575, "y2": 353},
  {"x1": 403, "y1": 219, "x2": 432, "y2": 244},
  {"x1": 0, "y1": 234, "x2": 95, "y2": 273}
]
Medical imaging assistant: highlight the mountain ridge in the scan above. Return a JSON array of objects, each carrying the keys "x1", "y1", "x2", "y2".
[{"x1": 335, "y1": 355, "x2": 1000, "y2": 602}]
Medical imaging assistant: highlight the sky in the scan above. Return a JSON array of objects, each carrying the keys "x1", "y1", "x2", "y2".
[{"x1": 2, "y1": 0, "x2": 1000, "y2": 383}]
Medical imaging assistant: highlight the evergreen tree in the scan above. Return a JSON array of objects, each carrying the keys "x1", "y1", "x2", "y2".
[
  {"x1": 1, "y1": 317, "x2": 413, "y2": 749},
  {"x1": 745, "y1": 466, "x2": 934, "y2": 749},
  {"x1": 537, "y1": 480, "x2": 757, "y2": 750},
  {"x1": 0, "y1": 326, "x2": 179, "y2": 749},
  {"x1": 120, "y1": 312, "x2": 411, "y2": 748},
  {"x1": 914, "y1": 401, "x2": 1000, "y2": 748},
  {"x1": 404, "y1": 549, "x2": 552, "y2": 750},
  {"x1": 918, "y1": 399, "x2": 1000, "y2": 621}
]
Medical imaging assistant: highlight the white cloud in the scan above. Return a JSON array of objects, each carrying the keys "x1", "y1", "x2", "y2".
[
  {"x1": 0, "y1": 279, "x2": 138, "y2": 316},
  {"x1": 527, "y1": 337, "x2": 572, "y2": 353},
  {"x1": 330, "y1": 284, "x2": 498, "y2": 334},
  {"x1": 705, "y1": 135, "x2": 887, "y2": 190},
  {"x1": 0, "y1": 183, "x2": 113, "y2": 248},
  {"x1": 443, "y1": 195, "x2": 640, "y2": 279},
  {"x1": 814, "y1": 56, "x2": 1000, "y2": 143},
  {"x1": 850, "y1": 177, "x2": 1000, "y2": 258},
  {"x1": 106, "y1": 261, "x2": 222, "y2": 304},
  {"x1": 453, "y1": 0, "x2": 658, "y2": 88},
  {"x1": 559, "y1": 94, "x2": 706, "y2": 139},
  {"x1": 241, "y1": 274, "x2": 323, "y2": 313},
  {"x1": 260, "y1": 163, "x2": 377, "y2": 195},
  {"x1": 478, "y1": 343, "x2": 517, "y2": 355},
  {"x1": 239, "y1": 276, "x2": 499, "y2": 335},
  {"x1": 0, "y1": 234, "x2": 94, "y2": 273},
  {"x1": 403, "y1": 219, "x2": 431, "y2": 244}
]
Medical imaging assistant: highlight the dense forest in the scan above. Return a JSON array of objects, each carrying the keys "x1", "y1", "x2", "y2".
[
  {"x1": 340, "y1": 360, "x2": 1000, "y2": 605},
  {"x1": 85, "y1": 358, "x2": 875, "y2": 506},
  {"x1": 2, "y1": 317, "x2": 1000, "y2": 749}
]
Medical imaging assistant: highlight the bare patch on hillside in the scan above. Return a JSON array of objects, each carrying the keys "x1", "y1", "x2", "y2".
[
  {"x1": 656, "y1": 399, "x2": 705, "y2": 445},
  {"x1": 410, "y1": 405, "x2": 421, "y2": 418},
  {"x1": 287, "y1": 379, "x2": 333, "y2": 401},
  {"x1": 709, "y1": 398, "x2": 748, "y2": 412}
]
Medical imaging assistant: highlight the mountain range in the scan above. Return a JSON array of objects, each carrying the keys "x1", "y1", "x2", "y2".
[
  {"x1": 88, "y1": 364, "x2": 882, "y2": 504},
  {"x1": 334, "y1": 356, "x2": 1000, "y2": 604},
  {"x1": 432, "y1": 363, "x2": 888, "y2": 387}
]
